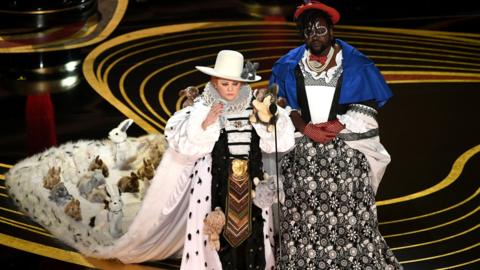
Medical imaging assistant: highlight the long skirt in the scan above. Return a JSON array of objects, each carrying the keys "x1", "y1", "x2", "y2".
[{"x1": 278, "y1": 137, "x2": 402, "y2": 270}]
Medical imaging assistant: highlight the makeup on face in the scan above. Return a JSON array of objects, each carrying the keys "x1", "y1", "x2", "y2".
[
  {"x1": 213, "y1": 78, "x2": 242, "y2": 101},
  {"x1": 304, "y1": 21, "x2": 328, "y2": 38}
]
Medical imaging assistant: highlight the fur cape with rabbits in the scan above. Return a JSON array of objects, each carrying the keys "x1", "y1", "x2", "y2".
[{"x1": 5, "y1": 119, "x2": 167, "y2": 258}]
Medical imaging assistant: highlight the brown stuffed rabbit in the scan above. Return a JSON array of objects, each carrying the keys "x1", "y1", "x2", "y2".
[{"x1": 203, "y1": 207, "x2": 226, "y2": 251}]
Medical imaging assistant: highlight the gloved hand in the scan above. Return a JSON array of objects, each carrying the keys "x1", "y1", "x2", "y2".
[
  {"x1": 324, "y1": 119, "x2": 345, "y2": 133},
  {"x1": 303, "y1": 119, "x2": 345, "y2": 144}
]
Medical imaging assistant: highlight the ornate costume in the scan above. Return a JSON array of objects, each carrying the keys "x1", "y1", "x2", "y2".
[
  {"x1": 167, "y1": 82, "x2": 295, "y2": 269},
  {"x1": 270, "y1": 39, "x2": 402, "y2": 269}
]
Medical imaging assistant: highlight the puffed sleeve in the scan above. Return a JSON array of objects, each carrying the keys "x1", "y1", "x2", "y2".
[
  {"x1": 252, "y1": 106, "x2": 295, "y2": 153},
  {"x1": 336, "y1": 104, "x2": 391, "y2": 194},
  {"x1": 164, "y1": 100, "x2": 221, "y2": 159},
  {"x1": 337, "y1": 104, "x2": 378, "y2": 133}
]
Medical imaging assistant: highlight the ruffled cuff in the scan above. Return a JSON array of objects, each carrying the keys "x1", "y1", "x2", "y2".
[{"x1": 337, "y1": 104, "x2": 378, "y2": 133}]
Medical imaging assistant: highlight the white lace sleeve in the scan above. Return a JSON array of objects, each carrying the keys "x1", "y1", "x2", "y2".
[
  {"x1": 252, "y1": 106, "x2": 295, "y2": 153},
  {"x1": 164, "y1": 100, "x2": 220, "y2": 158},
  {"x1": 336, "y1": 104, "x2": 390, "y2": 194}
]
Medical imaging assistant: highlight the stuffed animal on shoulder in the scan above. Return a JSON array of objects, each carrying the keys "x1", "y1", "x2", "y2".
[
  {"x1": 249, "y1": 84, "x2": 279, "y2": 132},
  {"x1": 178, "y1": 86, "x2": 200, "y2": 108},
  {"x1": 241, "y1": 61, "x2": 259, "y2": 81}
]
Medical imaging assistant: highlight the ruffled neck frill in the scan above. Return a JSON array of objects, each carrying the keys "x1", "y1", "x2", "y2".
[{"x1": 200, "y1": 82, "x2": 252, "y2": 115}]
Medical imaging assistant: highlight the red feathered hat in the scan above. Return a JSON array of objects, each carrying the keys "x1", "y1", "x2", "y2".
[{"x1": 294, "y1": 1, "x2": 340, "y2": 24}]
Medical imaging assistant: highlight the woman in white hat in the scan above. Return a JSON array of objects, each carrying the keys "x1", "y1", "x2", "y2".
[{"x1": 164, "y1": 50, "x2": 295, "y2": 269}]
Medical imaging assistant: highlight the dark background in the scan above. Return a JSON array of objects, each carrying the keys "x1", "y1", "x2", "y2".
[{"x1": 1, "y1": 0, "x2": 479, "y2": 269}]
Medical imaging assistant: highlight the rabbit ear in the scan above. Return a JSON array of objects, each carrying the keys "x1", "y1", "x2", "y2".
[
  {"x1": 105, "y1": 184, "x2": 112, "y2": 197},
  {"x1": 106, "y1": 183, "x2": 119, "y2": 198},
  {"x1": 119, "y1": 119, "x2": 134, "y2": 132}
]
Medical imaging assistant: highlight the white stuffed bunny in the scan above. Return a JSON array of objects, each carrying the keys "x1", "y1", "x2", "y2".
[
  {"x1": 105, "y1": 183, "x2": 123, "y2": 238},
  {"x1": 108, "y1": 119, "x2": 136, "y2": 169}
]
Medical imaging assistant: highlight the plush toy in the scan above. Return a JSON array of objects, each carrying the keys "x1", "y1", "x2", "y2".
[
  {"x1": 88, "y1": 156, "x2": 109, "y2": 177},
  {"x1": 137, "y1": 159, "x2": 155, "y2": 181},
  {"x1": 42, "y1": 167, "x2": 61, "y2": 190},
  {"x1": 129, "y1": 133, "x2": 166, "y2": 172},
  {"x1": 49, "y1": 182, "x2": 73, "y2": 206},
  {"x1": 148, "y1": 143, "x2": 165, "y2": 168},
  {"x1": 77, "y1": 169, "x2": 106, "y2": 201},
  {"x1": 241, "y1": 61, "x2": 259, "y2": 81},
  {"x1": 179, "y1": 86, "x2": 200, "y2": 108},
  {"x1": 117, "y1": 172, "x2": 140, "y2": 193},
  {"x1": 203, "y1": 207, "x2": 226, "y2": 251},
  {"x1": 105, "y1": 183, "x2": 124, "y2": 238},
  {"x1": 251, "y1": 173, "x2": 285, "y2": 209},
  {"x1": 249, "y1": 84, "x2": 279, "y2": 132},
  {"x1": 108, "y1": 119, "x2": 136, "y2": 169},
  {"x1": 64, "y1": 198, "x2": 82, "y2": 221},
  {"x1": 86, "y1": 186, "x2": 107, "y2": 203}
]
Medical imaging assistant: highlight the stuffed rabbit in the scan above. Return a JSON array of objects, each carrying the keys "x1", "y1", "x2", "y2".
[
  {"x1": 88, "y1": 156, "x2": 109, "y2": 177},
  {"x1": 105, "y1": 183, "x2": 123, "y2": 238},
  {"x1": 241, "y1": 61, "x2": 259, "y2": 81},
  {"x1": 42, "y1": 167, "x2": 61, "y2": 190},
  {"x1": 252, "y1": 173, "x2": 285, "y2": 209},
  {"x1": 49, "y1": 182, "x2": 73, "y2": 206},
  {"x1": 137, "y1": 159, "x2": 155, "y2": 181},
  {"x1": 249, "y1": 84, "x2": 279, "y2": 133},
  {"x1": 108, "y1": 119, "x2": 137, "y2": 169},
  {"x1": 178, "y1": 86, "x2": 200, "y2": 108},
  {"x1": 64, "y1": 198, "x2": 82, "y2": 221},
  {"x1": 203, "y1": 207, "x2": 226, "y2": 251},
  {"x1": 117, "y1": 172, "x2": 140, "y2": 193},
  {"x1": 77, "y1": 170, "x2": 106, "y2": 201}
]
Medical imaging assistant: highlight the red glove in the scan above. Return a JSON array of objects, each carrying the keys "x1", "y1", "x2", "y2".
[
  {"x1": 323, "y1": 119, "x2": 345, "y2": 133},
  {"x1": 303, "y1": 119, "x2": 345, "y2": 144}
]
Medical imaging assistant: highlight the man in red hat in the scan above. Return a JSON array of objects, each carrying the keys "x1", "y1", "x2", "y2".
[{"x1": 270, "y1": 1, "x2": 403, "y2": 269}]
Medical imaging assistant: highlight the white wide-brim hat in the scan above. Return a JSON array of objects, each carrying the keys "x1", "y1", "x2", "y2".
[{"x1": 196, "y1": 50, "x2": 261, "y2": 82}]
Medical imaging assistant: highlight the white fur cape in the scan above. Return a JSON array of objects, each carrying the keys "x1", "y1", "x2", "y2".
[{"x1": 5, "y1": 132, "x2": 193, "y2": 262}]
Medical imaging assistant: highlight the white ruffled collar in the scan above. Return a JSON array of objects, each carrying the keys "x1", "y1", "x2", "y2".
[{"x1": 201, "y1": 82, "x2": 252, "y2": 114}]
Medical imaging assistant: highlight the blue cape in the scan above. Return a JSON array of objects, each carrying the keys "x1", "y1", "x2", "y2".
[{"x1": 269, "y1": 39, "x2": 392, "y2": 109}]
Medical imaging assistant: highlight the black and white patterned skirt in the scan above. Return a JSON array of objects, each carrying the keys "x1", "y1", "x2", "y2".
[{"x1": 278, "y1": 137, "x2": 402, "y2": 270}]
